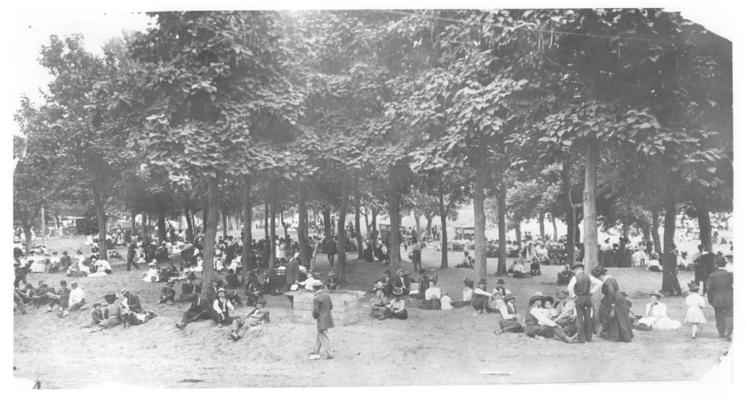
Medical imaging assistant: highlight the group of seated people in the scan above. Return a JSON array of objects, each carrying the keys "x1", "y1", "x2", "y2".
[
  {"x1": 87, "y1": 288, "x2": 157, "y2": 331},
  {"x1": 13, "y1": 279, "x2": 86, "y2": 317}
]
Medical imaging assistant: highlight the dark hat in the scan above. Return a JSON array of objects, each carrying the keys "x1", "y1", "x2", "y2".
[
  {"x1": 104, "y1": 294, "x2": 117, "y2": 303},
  {"x1": 591, "y1": 266, "x2": 607, "y2": 278},
  {"x1": 529, "y1": 292, "x2": 552, "y2": 306},
  {"x1": 478, "y1": 278, "x2": 487, "y2": 286},
  {"x1": 497, "y1": 279, "x2": 505, "y2": 285}
]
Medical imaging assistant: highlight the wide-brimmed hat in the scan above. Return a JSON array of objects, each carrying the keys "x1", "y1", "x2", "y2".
[
  {"x1": 478, "y1": 278, "x2": 487, "y2": 286},
  {"x1": 374, "y1": 281, "x2": 385, "y2": 290},
  {"x1": 496, "y1": 279, "x2": 505, "y2": 285},
  {"x1": 529, "y1": 291, "x2": 552, "y2": 306},
  {"x1": 217, "y1": 287, "x2": 226, "y2": 293},
  {"x1": 392, "y1": 286, "x2": 404, "y2": 296}
]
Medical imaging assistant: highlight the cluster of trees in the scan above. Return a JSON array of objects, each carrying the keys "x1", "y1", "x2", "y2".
[{"x1": 14, "y1": 9, "x2": 731, "y2": 296}]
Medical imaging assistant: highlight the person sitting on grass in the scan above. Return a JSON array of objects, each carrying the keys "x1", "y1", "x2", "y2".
[
  {"x1": 419, "y1": 279, "x2": 442, "y2": 310},
  {"x1": 176, "y1": 295, "x2": 212, "y2": 330},
  {"x1": 87, "y1": 293, "x2": 124, "y2": 331},
  {"x1": 371, "y1": 283, "x2": 388, "y2": 319},
  {"x1": 93, "y1": 257, "x2": 112, "y2": 275},
  {"x1": 31, "y1": 281, "x2": 53, "y2": 308},
  {"x1": 224, "y1": 268, "x2": 241, "y2": 288},
  {"x1": 245, "y1": 270, "x2": 265, "y2": 307},
  {"x1": 494, "y1": 294, "x2": 523, "y2": 334},
  {"x1": 451, "y1": 278, "x2": 474, "y2": 308},
  {"x1": 529, "y1": 257, "x2": 542, "y2": 276},
  {"x1": 635, "y1": 293, "x2": 682, "y2": 330},
  {"x1": 143, "y1": 260, "x2": 160, "y2": 283},
  {"x1": 178, "y1": 272, "x2": 201, "y2": 303},
  {"x1": 120, "y1": 288, "x2": 143, "y2": 314},
  {"x1": 229, "y1": 299, "x2": 270, "y2": 341},
  {"x1": 553, "y1": 290, "x2": 577, "y2": 335},
  {"x1": 213, "y1": 288, "x2": 234, "y2": 326},
  {"x1": 456, "y1": 251, "x2": 474, "y2": 269},
  {"x1": 59, "y1": 281, "x2": 86, "y2": 318},
  {"x1": 45, "y1": 280, "x2": 70, "y2": 313},
  {"x1": 471, "y1": 279, "x2": 492, "y2": 314},
  {"x1": 557, "y1": 264, "x2": 574, "y2": 285},
  {"x1": 60, "y1": 251, "x2": 72, "y2": 271},
  {"x1": 382, "y1": 287, "x2": 408, "y2": 320},
  {"x1": 325, "y1": 271, "x2": 339, "y2": 291},
  {"x1": 524, "y1": 292, "x2": 577, "y2": 344},
  {"x1": 159, "y1": 281, "x2": 177, "y2": 304},
  {"x1": 507, "y1": 259, "x2": 529, "y2": 278}
]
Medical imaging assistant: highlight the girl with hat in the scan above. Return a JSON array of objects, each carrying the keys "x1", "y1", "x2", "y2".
[{"x1": 684, "y1": 281, "x2": 707, "y2": 338}]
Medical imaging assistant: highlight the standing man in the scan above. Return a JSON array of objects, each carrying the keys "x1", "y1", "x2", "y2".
[
  {"x1": 324, "y1": 236, "x2": 337, "y2": 269},
  {"x1": 127, "y1": 241, "x2": 139, "y2": 271},
  {"x1": 707, "y1": 259, "x2": 733, "y2": 341},
  {"x1": 310, "y1": 282, "x2": 334, "y2": 360},
  {"x1": 567, "y1": 263, "x2": 603, "y2": 343}
]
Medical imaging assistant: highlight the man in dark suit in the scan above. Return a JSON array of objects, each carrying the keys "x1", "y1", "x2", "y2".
[
  {"x1": 176, "y1": 295, "x2": 212, "y2": 330},
  {"x1": 310, "y1": 282, "x2": 334, "y2": 360},
  {"x1": 707, "y1": 260, "x2": 733, "y2": 341}
]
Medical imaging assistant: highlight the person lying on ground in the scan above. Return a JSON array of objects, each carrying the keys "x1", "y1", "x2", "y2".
[
  {"x1": 419, "y1": 279, "x2": 442, "y2": 310},
  {"x1": 178, "y1": 272, "x2": 201, "y2": 303},
  {"x1": 635, "y1": 293, "x2": 682, "y2": 330},
  {"x1": 213, "y1": 288, "x2": 234, "y2": 325},
  {"x1": 159, "y1": 281, "x2": 176, "y2": 304},
  {"x1": 381, "y1": 287, "x2": 408, "y2": 320},
  {"x1": 524, "y1": 293, "x2": 577, "y2": 344},
  {"x1": 229, "y1": 300, "x2": 270, "y2": 341},
  {"x1": 471, "y1": 279, "x2": 492, "y2": 314},
  {"x1": 451, "y1": 278, "x2": 474, "y2": 308},
  {"x1": 59, "y1": 281, "x2": 86, "y2": 317},
  {"x1": 123, "y1": 309, "x2": 157, "y2": 328},
  {"x1": 494, "y1": 295, "x2": 523, "y2": 334},
  {"x1": 176, "y1": 295, "x2": 212, "y2": 330}
]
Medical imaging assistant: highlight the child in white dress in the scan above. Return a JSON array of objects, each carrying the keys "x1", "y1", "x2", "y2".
[{"x1": 685, "y1": 282, "x2": 707, "y2": 339}]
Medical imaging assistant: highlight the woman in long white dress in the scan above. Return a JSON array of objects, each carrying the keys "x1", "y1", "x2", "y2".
[{"x1": 638, "y1": 293, "x2": 682, "y2": 330}]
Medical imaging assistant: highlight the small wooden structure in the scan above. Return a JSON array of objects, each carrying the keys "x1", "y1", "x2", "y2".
[{"x1": 286, "y1": 290, "x2": 367, "y2": 326}]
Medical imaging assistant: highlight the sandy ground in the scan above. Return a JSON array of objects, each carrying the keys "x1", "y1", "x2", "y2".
[{"x1": 14, "y1": 241, "x2": 732, "y2": 388}]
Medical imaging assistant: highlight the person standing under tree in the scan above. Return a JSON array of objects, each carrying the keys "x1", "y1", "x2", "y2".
[
  {"x1": 707, "y1": 258, "x2": 733, "y2": 341},
  {"x1": 310, "y1": 282, "x2": 334, "y2": 360},
  {"x1": 567, "y1": 263, "x2": 602, "y2": 343}
]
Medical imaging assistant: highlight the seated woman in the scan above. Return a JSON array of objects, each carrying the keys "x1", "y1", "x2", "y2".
[
  {"x1": 635, "y1": 293, "x2": 682, "y2": 330},
  {"x1": 495, "y1": 295, "x2": 523, "y2": 333},
  {"x1": 382, "y1": 287, "x2": 408, "y2": 320},
  {"x1": 451, "y1": 278, "x2": 473, "y2": 308},
  {"x1": 524, "y1": 293, "x2": 576, "y2": 343},
  {"x1": 419, "y1": 279, "x2": 442, "y2": 310},
  {"x1": 371, "y1": 284, "x2": 388, "y2": 319}
]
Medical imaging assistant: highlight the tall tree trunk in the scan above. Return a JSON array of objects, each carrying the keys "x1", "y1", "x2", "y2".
[
  {"x1": 651, "y1": 209, "x2": 662, "y2": 255},
  {"x1": 661, "y1": 187, "x2": 678, "y2": 294},
  {"x1": 270, "y1": 195, "x2": 276, "y2": 268},
  {"x1": 641, "y1": 222, "x2": 651, "y2": 244},
  {"x1": 582, "y1": 137, "x2": 599, "y2": 273},
  {"x1": 184, "y1": 207, "x2": 195, "y2": 242},
  {"x1": 496, "y1": 171, "x2": 507, "y2": 276},
  {"x1": 474, "y1": 165, "x2": 488, "y2": 278},
  {"x1": 202, "y1": 206, "x2": 208, "y2": 233},
  {"x1": 514, "y1": 222, "x2": 522, "y2": 243},
  {"x1": 370, "y1": 206, "x2": 378, "y2": 232},
  {"x1": 157, "y1": 211, "x2": 167, "y2": 244},
  {"x1": 363, "y1": 210, "x2": 370, "y2": 239},
  {"x1": 355, "y1": 192, "x2": 364, "y2": 260},
  {"x1": 696, "y1": 205, "x2": 713, "y2": 252},
  {"x1": 322, "y1": 206, "x2": 331, "y2": 238},
  {"x1": 298, "y1": 178, "x2": 311, "y2": 266},
  {"x1": 336, "y1": 175, "x2": 350, "y2": 282},
  {"x1": 200, "y1": 178, "x2": 220, "y2": 299},
  {"x1": 264, "y1": 203, "x2": 269, "y2": 241},
  {"x1": 538, "y1": 213, "x2": 546, "y2": 239},
  {"x1": 130, "y1": 211, "x2": 136, "y2": 238},
  {"x1": 388, "y1": 166, "x2": 402, "y2": 269},
  {"x1": 190, "y1": 211, "x2": 196, "y2": 239},
  {"x1": 141, "y1": 212, "x2": 148, "y2": 241},
  {"x1": 622, "y1": 221, "x2": 630, "y2": 241},
  {"x1": 23, "y1": 221, "x2": 33, "y2": 255},
  {"x1": 280, "y1": 208, "x2": 288, "y2": 238},
  {"x1": 550, "y1": 213, "x2": 558, "y2": 242},
  {"x1": 438, "y1": 181, "x2": 449, "y2": 269},
  {"x1": 92, "y1": 185, "x2": 107, "y2": 260},
  {"x1": 241, "y1": 176, "x2": 253, "y2": 287},
  {"x1": 221, "y1": 208, "x2": 228, "y2": 239},
  {"x1": 563, "y1": 159, "x2": 576, "y2": 267}
]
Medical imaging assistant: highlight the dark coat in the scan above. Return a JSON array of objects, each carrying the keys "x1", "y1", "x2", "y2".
[
  {"x1": 707, "y1": 268, "x2": 733, "y2": 308},
  {"x1": 124, "y1": 293, "x2": 143, "y2": 313},
  {"x1": 286, "y1": 258, "x2": 300, "y2": 286},
  {"x1": 313, "y1": 290, "x2": 334, "y2": 331}
]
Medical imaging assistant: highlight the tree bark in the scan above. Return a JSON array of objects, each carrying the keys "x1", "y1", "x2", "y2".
[
  {"x1": 582, "y1": 137, "x2": 599, "y2": 273},
  {"x1": 241, "y1": 176, "x2": 253, "y2": 287},
  {"x1": 322, "y1": 206, "x2": 332, "y2": 238},
  {"x1": 221, "y1": 208, "x2": 229, "y2": 239},
  {"x1": 202, "y1": 207, "x2": 208, "y2": 233},
  {"x1": 538, "y1": 213, "x2": 545, "y2": 239},
  {"x1": 23, "y1": 221, "x2": 33, "y2": 255},
  {"x1": 141, "y1": 212, "x2": 148, "y2": 241},
  {"x1": 696, "y1": 205, "x2": 713, "y2": 252},
  {"x1": 200, "y1": 178, "x2": 220, "y2": 299},
  {"x1": 514, "y1": 222, "x2": 522, "y2": 243},
  {"x1": 264, "y1": 203, "x2": 269, "y2": 241},
  {"x1": 184, "y1": 207, "x2": 194, "y2": 243},
  {"x1": 130, "y1": 211, "x2": 136, "y2": 238},
  {"x1": 297, "y1": 177, "x2": 311, "y2": 266},
  {"x1": 474, "y1": 165, "x2": 488, "y2": 278},
  {"x1": 335, "y1": 175, "x2": 350, "y2": 282},
  {"x1": 661, "y1": 186, "x2": 678, "y2": 294},
  {"x1": 651, "y1": 208, "x2": 662, "y2": 255},
  {"x1": 439, "y1": 181, "x2": 449, "y2": 269},
  {"x1": 550, "y1": 213, "x2": 558, "y2": 242},
  {"x1": 563, "y1": 160, "x2": 576, "y2": 267},
  {"x1": 496, "y1": 172, "x2": 507, "y2": 276},
  {"x1": 641, "y1": 222, "x2": 651, "y2": 244},
  {"x1": 270, "y1": 195, "x2": 276, "y2": 268},
  {"x1": 355, "y1": 191, "x2": 364, "y2": 259},
  {"x1": 280, "y1": 208, "x2": 288, "y2": 238},
  {"x1": 388, "y1": 166, "x2": 402, "y2": 269},
  {"x1": 370, "y1": 206, "x2": 378, "y2": 232},
  {"x1": 157, "y1": 211, "x2": 167, "y2": 244},
  {"x1": 92, "y1": 185, "x2": 107, "y2": 260}
]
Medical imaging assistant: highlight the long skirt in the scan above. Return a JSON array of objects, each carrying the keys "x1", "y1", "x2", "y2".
[{"x1": 599, "y1": 294, "x2": 634, "y2": 342}]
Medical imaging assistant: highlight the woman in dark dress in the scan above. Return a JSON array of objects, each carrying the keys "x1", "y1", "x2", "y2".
[{"x1": 592, "y1": 267, "x2": 634, "y2": 342}]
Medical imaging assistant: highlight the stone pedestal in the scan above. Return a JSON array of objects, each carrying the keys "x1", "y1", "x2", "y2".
[{"x1": 286, "y1": 290, "x2": 366, "y2": 326}]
